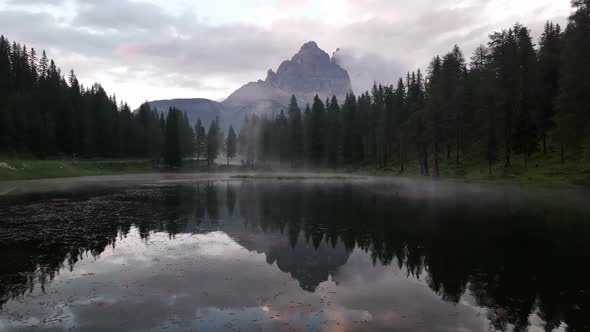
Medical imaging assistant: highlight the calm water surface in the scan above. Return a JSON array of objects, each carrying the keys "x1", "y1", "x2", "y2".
[{"x1": 0, "y1": 177, "x2": 589, "y2": 331}]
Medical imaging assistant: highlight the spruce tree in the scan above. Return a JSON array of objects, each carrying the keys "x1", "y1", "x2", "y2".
[
  {"x1": 194, "y1": 119, "x2": 206, "y2": 163},
  {"x1": 427, "y1": 56, "x2": 444, "y2": 176},
  {"x1": 206, "y1": 117, "x2": 220, "y2": 166},
  {"x1": 512, "y1": 24, "x2": 539, "y2": 166},
  {"x1": 287, "y1": 95, "x2": 304, "y2": 165},
  {"x1": 164, "y1": 107, "x2": 182, "y2": 167},
  {"x1": 309, "y1": 95, "x2": 326, "y2": 165},
  {"x1": 326, "y1": 96, "x2": 341, "y2": 166},
  {"x1": 537, "y1": 22, "x2": 562, "y2": 153},
  {"x1": 556, "y1": 0, "x2": 590, "y2": 161},
  {"x1": 226, "y1": 125, "x2": 237, "y2": 166}
]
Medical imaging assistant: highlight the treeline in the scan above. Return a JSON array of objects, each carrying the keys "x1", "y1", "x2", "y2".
[
  {"x1": 0, "y1": 34, "x2": 159, "y2": 159},
  {"x1": 0, "y1": 34, "x2": 239, "y2": 166},
  {"x1": 238, "y1": 1, "x2": 590, "y2": 174}
]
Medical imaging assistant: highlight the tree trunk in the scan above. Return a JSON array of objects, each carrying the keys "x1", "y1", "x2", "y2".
[
  {"x1": 561, "y1": 144, "x2": 565, "y2": 164},
  {"x1": 542, "y1": 131, "x2": 547, "y2": 154},
  {"x1": 455, "y1": 126, "x2": 460, "y2": 167},
  {"x1": 505, "y1": 139, "x2": 511, "y2": 167},
  {"x1": 400, "y1": 154, "x2": 404, "y2": 173},
  {"x1": 422, "y1": 144, "x2": 429, "y2": 176},
  {"x1": 434, "y1": 141, "x2": 440, "y2": 177}
]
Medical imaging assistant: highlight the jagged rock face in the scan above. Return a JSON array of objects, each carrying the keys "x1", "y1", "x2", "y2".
[
  {"x1": 267, "y1": 41, "x2": 351, "y2": 96},
  {"x1": 223, "y1": 41, "x2": 352, "y2": 110}
]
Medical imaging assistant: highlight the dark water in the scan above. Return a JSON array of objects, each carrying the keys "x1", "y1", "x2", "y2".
[{"x1": 0, "y1": 178, "x2": 589, "y2": 331}]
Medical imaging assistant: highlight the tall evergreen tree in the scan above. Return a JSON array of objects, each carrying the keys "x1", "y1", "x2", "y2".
[
  {"x1": 206, "y1": 117, "x2": 220, "y2": 166},
  {"x1": 225, "y1": 125, "x2": 237, "y2": 166},
  {"x1": 537, "y1": 22, "x2": 562, "y2": 153},
  {"x1": 287, "y1": 95, "x2": 304, "y2": 165},
  {"x1": 164, "y1": 107, "x2": 182, "y2": 167},
  {"x1": 556, "y1": 0, "x2": 590, "y2": 161},
  {"x1": 470, "y1": 45, "x2": 499, "y2": 174},
  {"x1": 194, "y1": 118, "x2": 207, "y2": 163},
  {"x1": 427, "y1": 56, "x2": 444, "y2": 176},
  {"x1": 308, "y1": 96, "x2": 326, "y2": 164},
  {"x1": 512, "y1": 24, "x2": 539, "y2": 167},
  {"x1": 326, "y1": 96, "x2": 341, "y2": 166}
]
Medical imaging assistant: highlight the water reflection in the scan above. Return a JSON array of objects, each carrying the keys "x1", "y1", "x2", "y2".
[{"x1": 0, "y1": 180, "x2": 589, "y2": 331}]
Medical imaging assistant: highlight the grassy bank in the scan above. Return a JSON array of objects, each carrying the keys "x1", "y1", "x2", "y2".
[
  {"x1": 2, "y1": 152, "x2": 589, "y2": 187},
  {"x1": 0, "y1": 160, "x2": 162, "y2": 181},
  {"x1": 352, "y1": 151, "x2": 590, "y2": 187}
]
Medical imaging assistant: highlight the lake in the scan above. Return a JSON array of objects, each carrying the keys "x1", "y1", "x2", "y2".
[{"x1": 0, "y1": 175, "x2": 589, "y2": 331}]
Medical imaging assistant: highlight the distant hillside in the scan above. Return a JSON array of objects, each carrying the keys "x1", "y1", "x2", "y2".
[{"x1": 148, "y1": 98, "x2": 224, "y2": 126}]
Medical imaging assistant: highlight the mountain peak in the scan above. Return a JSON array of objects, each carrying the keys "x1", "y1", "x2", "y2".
[
  {"x1": 224, "y1": 41, "x2": 352, "y2": 113},
  {"x1": 291, "y1": 41, "x2": 330, "y2": 66},
  {"x1": 300, "y1": 41, "x2": 319, "y2": 51}
]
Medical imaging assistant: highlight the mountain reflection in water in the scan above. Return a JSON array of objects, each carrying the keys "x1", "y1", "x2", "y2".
[{"x1": 0, "y1": 180, "x2": 588, "y2": 331}]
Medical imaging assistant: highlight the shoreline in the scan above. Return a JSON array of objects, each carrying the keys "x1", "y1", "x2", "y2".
[{"x1": 1, "y1": 158, "x2": 589, "y2": 189}]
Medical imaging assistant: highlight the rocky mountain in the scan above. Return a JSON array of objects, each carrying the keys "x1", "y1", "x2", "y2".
[
  {"x1": 223, "y1": 41, "x2": 352, "y2": 114},
  {"x1": 147, "y1": 41, "x2": 353, "y2": 129}
]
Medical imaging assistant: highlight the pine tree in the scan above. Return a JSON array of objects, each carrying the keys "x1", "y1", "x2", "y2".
[
  {"x1": 194, "y1": 119, "x2": 206, "y2": 163},
  {"x1": 206, "y1": 117, "x2": 220, "y2": 166},
  {"x1": 39, "y1": 50, "x2": 48, "y2": 79},
  {"x1": 225, "y1": 125, "x2": 237, "y2": 165},
  {"x1": 164, "y1": 107, "x2": 182, "y2": 167},
  {"x1": 287, "y1": 95, "x2": 304, "y2": 165},
  {"x1": 276, "y1": 110, "x2": 289, "y2": 164},
  {"x1": 427, "y1": 56, "x2": 444, "y2": 176},
  {"x1": 489, "y1": 28, "x2": 519, "y2": 167},
  {"x1": 392, "y1": 79, "x2": 407, "y2": 172},
  {"x1": 326, "y1": 96, "x2": 341, "y2": 166},
  {"x1": 556, "y1": 0, "x2": 590, "y2": 161},
  {"x1": 0, "y1": 36, "x2": 13, "y2": 153},
  {"x1": 537, "y1": 22, "x2": 562, "y2": 153},
  {"x1": 470, "y1": 45, "x2": 498, "y2": 174},
  {"x1": 341, "y1": 93, "x2": 359, "y2": 165},
  {"x1": 441, "y1": 45, "x2": 467, "y2": 166},
  {"x1": 303, "y1": 104, "x2": 313, "y2": 163},
  {"x1": 309, "y1": 95, "x2": 327, "y2": 165},
  {"x1": 179, "y1": 112, "x2": 194, "y2": 160},
  {"x1": 512, "y1": 24, "x2": 539, "y2": 167}
]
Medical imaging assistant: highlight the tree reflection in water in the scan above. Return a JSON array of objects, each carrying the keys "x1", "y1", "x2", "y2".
[{"x1": 0, "y1": 180, "x2": 588, "y2": 331}]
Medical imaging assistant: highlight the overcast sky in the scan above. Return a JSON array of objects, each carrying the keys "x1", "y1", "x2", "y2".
[{"x1": 0, "y1": 0, "x2": 572, "y2": 108}]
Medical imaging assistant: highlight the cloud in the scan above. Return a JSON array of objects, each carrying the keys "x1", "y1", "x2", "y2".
[
  {"x1": 72, "y1": 0, "x2": 182, "y2": 31},
  {"x1": 333, "y1": 49, "x2": 405, "y2": 93},
  {"x1": 6, "y1": 0, "x2": 64, "y2": 5},
  {"x1": 0, "y1": 0, "x2": 572, "y2": 107}
]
